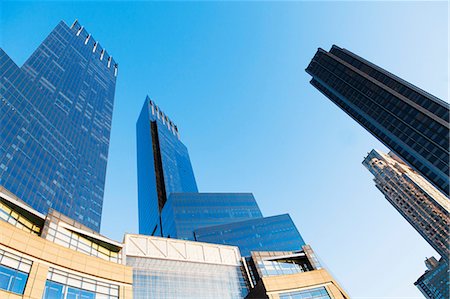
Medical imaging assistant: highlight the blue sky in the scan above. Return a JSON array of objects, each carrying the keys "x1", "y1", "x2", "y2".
[{"x1": 1, "y1": 1, "x2": 448, "y2": 297}]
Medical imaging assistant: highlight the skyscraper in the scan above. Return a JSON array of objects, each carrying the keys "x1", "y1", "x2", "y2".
[
  {"x1": 414, "y1": 257, "x2": 449, "y2": 299},
  {"x1": 136, "y1": 98, "x2": 198, "y2": 236},
  {"x1": 306, "y1": 45, "x2": 450, "y2": 196},
  {"x1": 0, "y1": 20, "x2": 118, "y2": 231},
  {"x1": 136, "y1": 99, "x2": 306, "y2": 257},
  {"x1": 363, "y1": 149, "x2": 450, "y2": 262}
]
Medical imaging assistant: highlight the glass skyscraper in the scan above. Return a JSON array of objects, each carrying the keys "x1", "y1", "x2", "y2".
[
  {"x1": 306, "y1": 45, "x2": 449, "y2": 196},
  {"x1": 194, "y1": 214, "x2": 305, "y2": 257},
  {"x1": 161, "y1": 192, "x2": 263, "y2": 240},
  {"x1": 0, "y1": 20, "x2": 118, "y2": 231},
  {"x1": 136, "y1": 100, "x2": 307, "y2": 257},
  {"x1": 415, "y1": 257, "x2": 449, "y2": 299},
  {"x1": 136, "y1": 98, "x2": 198, "y2": 236}
]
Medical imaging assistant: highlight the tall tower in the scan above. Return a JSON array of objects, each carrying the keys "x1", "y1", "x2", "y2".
[
  {"x1": 306, "y1": 45, "x2": 449, "y2": 196},
  {"x1": 136, "y1": 99, "x2": 305, "y2": 258},
  {"x1": 415, "y1": 257, "x2": 449, "y2": 299},
  {"x1": 0, "y1": 20, "x2": 118, "y2": 231},
  {"x1": 136, "y1": 97, "x2": 198, "y2": 236},
  {"x1": 363, "y1": 149, "x2": 450, "y2": 262}
]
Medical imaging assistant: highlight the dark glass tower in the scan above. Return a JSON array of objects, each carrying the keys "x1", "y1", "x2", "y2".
[
  {"x1": 415, "y1": 257, "x2": 449, "y2": 299},
  {"x1": 136, "y1": 98, "x2": 198, "y2": 236},
  {"x1": 306, "y1": 45, "x2": 450, "y2": 196},
  {"x1": 0, "y1": 20, "x2": 118, "y2": 231}
]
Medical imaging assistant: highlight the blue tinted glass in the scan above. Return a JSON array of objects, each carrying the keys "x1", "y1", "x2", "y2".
[
  {"x1": 0, "y1": 265, "x2": 28, "y2": 295},
  {"x1": 195, "y1": 214, "x2": 305, "y2": 257},
  {"x1": 0, "y1": 265, "x2": 14, "y2": 291},
  {"x1": 43, "y1": 281, "x2": 64, "y2": 299},
  {"x1": 0, "y1": 20, "x2": 117, "y2": 231},
  {"x1": 66, "y1": 287, "x2": 80, "y2": 299},
  {"x1": 279, "y1": 287, "x2": 331, "y2": 299},
  {"x1": 80, "y1": 289, "x2": 95, "y2": 299},
  {"x1": 137, "y1": 99, "x2": 198, "y2": 236},
  {"x1": 161, "y1": 192, "x2": 263, "y2": 240},
  {"x1": 10, "y1": 271, "x2": 28, "y2": 294}
]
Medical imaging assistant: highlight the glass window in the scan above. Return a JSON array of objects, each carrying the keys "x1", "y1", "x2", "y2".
[
  {"x1": 279, "y1": 286, "x2": 331, "y2": 299},
  {"x1": 0, "y1": 264, "x2": 29, "y2": 295},
  {"x1": 44, "y1": 268, "x2": 119, "y2": 299},
  {"x1": 43, "y1": 280, "x2": 64, "y2": 299}
]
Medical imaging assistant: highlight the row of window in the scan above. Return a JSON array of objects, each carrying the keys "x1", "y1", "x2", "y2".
[
  {"x1": 279, "y1": 286, "x2": 331, "y2": 299},
  {"x1": 44, "y1": 268, "x2": 119, "y2": 299},
  {"x1": 46, "y1": 221, "x2": 122, "y2": 263}
]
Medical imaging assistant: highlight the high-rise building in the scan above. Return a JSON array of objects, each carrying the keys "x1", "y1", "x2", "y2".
[
  {"x1": 124, "y1": 234, "x2": 248, "y2": 299},
  {"x1": 363, "y1": 149, "x2": 450, "y2": 261},
  {"x1": 306, "y1": 45, "x2": 450, "y2": 196},
  {"x1": 136, "y1": 100, "x2": 307, "y2": 257},
  {"x1": 195, "y1": 214, "x2": 305, "y2": 257},
  {"x1": 414, "y1": 257, "x2": 449, "y2": 299},
  {"x1": 0, "y1": 20, "x2": 118, "y2": 231},
  {"x1": 136, "y1": 97, "x2": 198, "y2": 236},
  {"x1": 243, "y1": 246, "x2": 349, "y2": 299},
  {"x1": 161, "y1": 192, "x2": 263, "y2": 239}
]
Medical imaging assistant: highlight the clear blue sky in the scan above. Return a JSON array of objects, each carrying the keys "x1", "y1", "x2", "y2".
[{"x1": 1, "y1": 1, "x2": 448, "y2": 298}]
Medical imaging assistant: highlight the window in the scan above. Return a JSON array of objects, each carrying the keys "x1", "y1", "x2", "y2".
[
  {"x1": 279, "y1": 286, "x2": 331, "y2": 299},
  {"x1": 42, "y1": 268, "x2": 119, "y2": 299},
  {"x1": 0, "y1": 250, "x2": 32, "y2": 295},
  {"x1": 0, "y1": 264, "x2": 29, "y2": 294}
]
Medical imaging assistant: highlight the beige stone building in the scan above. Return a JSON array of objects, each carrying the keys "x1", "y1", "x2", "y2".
[
  {"x1": 243, "y1": 246, "x2": 349, "y2": 299},
  {"x1": 0, "y1": 186, "x2": 133, "y2": 299}
]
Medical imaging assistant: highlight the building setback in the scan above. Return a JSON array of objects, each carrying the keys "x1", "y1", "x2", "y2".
[
  {"x1": 243, "y1": 246, "x2": 349, "y2": 299},
  {"x1": 161, "y1": 192, "x2": 263, "y2": 240},
  {"x1": 136, "y1": 99, "x2": 306, "y2": 257},
  {"x1": 363, "y1": 149, "x2": 450, "y2": 262},
  {"x1": 306, "y1": 45, "x2": 449, "y2": 196},
  {"x1": 194, "y1": 214, "x2": 305, "y2": 257},
  {"x1": 0, "y1": 20, "x2": 118, "y2": 231}
]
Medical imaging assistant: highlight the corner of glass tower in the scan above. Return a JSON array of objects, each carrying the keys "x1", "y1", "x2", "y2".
[
  {"x1": 136, "y1": 97, "x2": 198, "y2": 236},
  {"x1": 0, "y1": 20, "x2": 118, "y2": 231}
]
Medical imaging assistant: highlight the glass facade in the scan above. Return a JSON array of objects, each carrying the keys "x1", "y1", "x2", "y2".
[
  {"x1": 0, "y1": 249, "x2": 32, "y2": 295},
  {"x1": 128, "y1": 256, "x2": 246, "y2": 299},
  {"x1": 161, "y1": 192, "x2": 263, "y2": 239},
  {"x1": 306, "y1": 45, "x2": 449, "y2": 196},
  {"x1": 0, "y1": 20, "x2": 118, "y2": 231},
  {"x1": 137, "y1": 98, "x2": 198, "y2": 236},
  {"x1": 42, "y1": 268, "x2": 119, "y2": 299},
  {"x1": 279, "y1": 287, "x2": 331, "y2": 299},
  {"x1": 415, "y1": 258, "x2": 449, "y2": 299},
  {"x1": 194, "y1": 214, "x2": 305, "y2": 257},
  {"x1": 257, "y1": 257, "x2": 313, "y2": 277}
]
